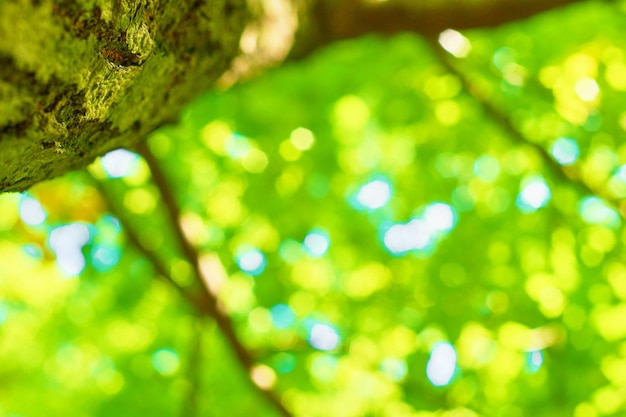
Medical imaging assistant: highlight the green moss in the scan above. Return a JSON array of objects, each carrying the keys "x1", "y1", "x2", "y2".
[{"x1": 0, "y1": 0, "x2": 250, "y2": 192}]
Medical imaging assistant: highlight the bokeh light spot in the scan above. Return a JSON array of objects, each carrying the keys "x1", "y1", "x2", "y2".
[
  {"x1": 383, "y1": 219, "x2": 432, "y2": 255},
  {"x1": 613, "y1": 165, "x2": 626, "y2": 183},
  {"x1": 308, "y1": 323, "x2": 340, "y2": 351},
  {"x1": 492, "y1": 47, "x2": 516, "y2": 71},
  {"x1": 439, "y1": 29, "x2": 471, "y2": 58},
  {"x1": 526, "y1": 350, "x2": 543, "y2": 373},
  {"x1": 344, "y1": 262, "x2": 391, "y2": 299},
  {"x1": 271, "y1": 304, "x2": 296, "y2": 329},
  {"x1": 97, "y1": 214, "x2": 121, "y2": 237},
  {"x1": 23, "y1": 244, "x2": 43, "y2": 259},
  {"x1": 91, "y1": 244, "x2": 121, "y2": 272},
  {"x1": 290, "y1": 127, "x2": 315, "y2": 151},
  {"x1": 516, "y1": 177, "x2": 551, "y2": 212},
  {"x1": 575, "y1": 77, "x2": 600, "y2": 102},
  {"x1": 236, "y1": 247, "x2": 267, "y2": 276},
  {"x1": 424, "y1": 202, "x2": 457, "y2": 233},
  {"x1": 49, "y1": 223, "x2": 91, "y2": 276},
  {"x1": 19, "y1": 195, "x2": 46, "y2": 226},
  {"x1": 226, "y1": 134, "x2": 252, "y2": 159},
  {"x1": 279, "y1": 140, "x2": 302, "y2": 161},
  {"x1": 579, "y1": 197, "x2": 619, "y2": 227},
  {"x1": 333, "y1": 95, "x2": 370, "y2": 134},
  {"x1": 424, "y1": 74, "x2": 462, "y2": 100},
  {"x1": 201, "y1": 120, "x2": 231, "y2": 156},
  {"x1": 426, "y1": 342, "x2": 457, "y2": 387},
  {"x1": 171, "y1": 259, "x2": 194, "y2": 287},
  {"x1": 303, "y1": 229, "x2": 330, "y2": 257},
  {"x1": 101, "y1": 149, "x2": 140, "y2": 178},
  {"x1": 242, "y1": 148, "x2": 269, "y2": 173},
  {"x1": 251, "y1": 364, "x2": 277, "y2": 389},
  {"x1": 551, "y1": 137, "x2": 580, "y2": 165},
  {"x1": 152, "y1": 348, "x2": 180, "y2": 376},
  {"x1": 382, "y1": 203, "x2": 456, "y2": 255},
  {"x1": 353, "y1": 178, "x2": 392, "y2": 210},
  {"x1": 124, "y1": 188, "x2": 157, "y2": 215},
  {"x1": 248, "y1": 307, "x2": 272, "y2": 333}
]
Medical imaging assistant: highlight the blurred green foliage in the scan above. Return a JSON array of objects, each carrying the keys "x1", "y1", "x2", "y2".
[{"x1": 4, "y1": 2, "x2": 626, "y2": 416}]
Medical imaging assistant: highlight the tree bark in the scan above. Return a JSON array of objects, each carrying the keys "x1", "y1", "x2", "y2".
[
  {"x1": 0, "y1": 0, "x2": 248, "y2": 192},
  {"x1": 0, "y1": 0, "x2": 588, "y2": 193}
]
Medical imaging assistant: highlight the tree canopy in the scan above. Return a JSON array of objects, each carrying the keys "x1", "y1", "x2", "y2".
[{"x1": 3, "y1": 1, "x2": 626, "y2": 416}]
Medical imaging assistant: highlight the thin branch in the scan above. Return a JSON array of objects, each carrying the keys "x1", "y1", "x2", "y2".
[
  {"x1": 97, "y1": 183, "x2": 213, "y2": 415},
  {"x1": 135, "y1": 141, "x2": 292, "y2": 417},
  {"x1": 424, "y1": 38, "x2": 621, "y2": 213},
  {"x1": 90, "y1": 176, "x2": 195, "y2": 306},
  {"x1": 291, "y1": 0, "x2": 595, "y2": 59},
  {"x1": 93, "y1": 177, "x2": 213, "y2": 414}
]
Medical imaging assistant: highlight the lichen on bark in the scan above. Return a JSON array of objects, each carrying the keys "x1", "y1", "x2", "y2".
[{"x1": 0, "y1": 0, "x2": 249, "y2": 192}]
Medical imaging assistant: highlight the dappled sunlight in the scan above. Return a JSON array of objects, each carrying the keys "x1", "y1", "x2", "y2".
[{"x1": 7, "y1": 2, "x2": 626, "y2": 416}]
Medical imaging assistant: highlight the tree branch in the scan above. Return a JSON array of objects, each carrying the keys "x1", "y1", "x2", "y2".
[
  {"x1": 135, "y1": 142, "x2": 293, "y2": 417},
  {"x1": 90, "y1": 176, "x2": 196, "y2": 306},
  {"x1": 424, "y1": 39, "x2": 623, "y2": 215},
  {"x1": 291, "y1": 0, "x2": 594, "y2": 59}
]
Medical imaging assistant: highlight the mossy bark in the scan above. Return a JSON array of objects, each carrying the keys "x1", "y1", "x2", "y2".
[{"x1": 0, "y1": 0, "x2": 249, "y2": 192}]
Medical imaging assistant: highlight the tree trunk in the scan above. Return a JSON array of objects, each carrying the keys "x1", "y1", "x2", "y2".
[{"x1": 0, "y1": 0, "x2": 249, "y2": 192}]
